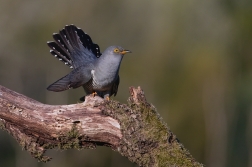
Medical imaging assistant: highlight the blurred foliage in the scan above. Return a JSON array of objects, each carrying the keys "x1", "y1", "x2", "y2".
[{"x1": 0, "y1": 0, "x2": 252, "y2": 167}]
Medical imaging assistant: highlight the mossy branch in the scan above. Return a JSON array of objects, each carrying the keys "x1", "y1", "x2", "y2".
[{"x1": 0, "y1": 85, "x2": 203, "y2": 167}]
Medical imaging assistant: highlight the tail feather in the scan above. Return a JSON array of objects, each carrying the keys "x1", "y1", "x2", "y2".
[
  {"x1": 47, "y1": 24, "x2": 102, "y2": 69},
  {"x1": 76, "y1": 28, "x2": 101, "y2": 58},
  {"x1": 52, "y1": 33, "x2": 71, "y2": 58},
  {"x1": 47, "y1": 41, "x2": 73, "y2": 68},
  {"x1": 65, "y1": 25, "x2": 80, "y2": 49},
  {"x1": 58, "y1": 29, "x2": 73, "y2": 51}
]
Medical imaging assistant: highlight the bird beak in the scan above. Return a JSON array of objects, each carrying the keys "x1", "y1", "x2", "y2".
[{"x1": 120, "y1": 50, "x2": 132, "y2": 55}]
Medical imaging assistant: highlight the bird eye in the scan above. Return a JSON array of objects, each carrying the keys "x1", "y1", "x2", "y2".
[{"x1": 113, "y1": 48, "x2": 119, "y2": 53}]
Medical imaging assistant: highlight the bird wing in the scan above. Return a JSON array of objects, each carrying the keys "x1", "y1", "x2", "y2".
[
  {"x1": 47, "y1": 65, "x2": 92, "y2": 92},
  {"x1": 47, "y1": 25, "x2": 101, "y2": 69}
]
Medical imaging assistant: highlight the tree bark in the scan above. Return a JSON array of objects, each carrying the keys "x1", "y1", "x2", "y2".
[{"x1": 0, "y1": 85, "x2": 203, "y2": 167}]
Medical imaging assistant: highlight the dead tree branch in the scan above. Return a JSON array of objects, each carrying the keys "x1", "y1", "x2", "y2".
[{"x1": 0, "y1": 85, "x2": 202, "y2": 167}]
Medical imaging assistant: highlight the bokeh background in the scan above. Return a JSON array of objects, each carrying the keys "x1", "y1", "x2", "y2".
[{"x1": 0, "y1": 0, "x2": 251, "y2": 167}]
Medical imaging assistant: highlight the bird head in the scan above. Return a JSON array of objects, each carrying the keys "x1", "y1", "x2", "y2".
[
  {"x1": 106, "y1": 46, "x2": 131, "y2": 56},
  {"x1": 113, "y1": 46, "x2": 131, "y2": 55}
]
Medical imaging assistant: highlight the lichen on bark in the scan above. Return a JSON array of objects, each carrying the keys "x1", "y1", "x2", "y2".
[{"x1": 102, "y1": 89, "x2": 203, "y2": 167}]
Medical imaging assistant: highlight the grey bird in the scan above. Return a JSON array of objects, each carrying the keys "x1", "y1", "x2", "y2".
[{"x1": 47, "y1": 25, "x2": 131, "y2": 100}]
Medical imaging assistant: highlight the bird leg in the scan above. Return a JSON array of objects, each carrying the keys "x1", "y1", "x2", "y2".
[
  {"x1": 104, "y1": 94, "x2": 110, "y2": 101},
  {"x1": 92, "y1": 92, "x2": 97, "y2": 97}
]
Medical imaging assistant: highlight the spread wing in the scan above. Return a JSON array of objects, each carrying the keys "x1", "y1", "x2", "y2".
[{"x1": 47, "y1": 24, "x2": 101, "y2": 69}]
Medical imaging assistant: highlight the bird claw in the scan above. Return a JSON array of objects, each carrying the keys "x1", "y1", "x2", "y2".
[{"x1": 92, "y1": 92, "x2": 97, "y2": 97}]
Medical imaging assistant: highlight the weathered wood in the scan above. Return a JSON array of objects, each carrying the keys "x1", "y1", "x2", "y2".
[{"x1": 0, "y1": 85, "x2": 203, "y2": 167}]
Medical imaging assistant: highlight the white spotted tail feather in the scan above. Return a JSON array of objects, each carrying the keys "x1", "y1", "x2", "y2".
[{"x1": 47, "y1": 24, "x2": 101, "y2": 70}]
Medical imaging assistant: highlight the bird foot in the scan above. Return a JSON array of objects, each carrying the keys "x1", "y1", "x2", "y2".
[{"x1": 92, "y1": 92, "x2": 97, "y2": 97}]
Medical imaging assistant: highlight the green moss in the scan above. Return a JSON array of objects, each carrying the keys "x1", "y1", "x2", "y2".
[
  {"x1": 57, "y1": 124, "x2": 82, "y2": 150},
  {"x1": 28, "y1": 124, "x2": 87, "y2": 162},
  {"x1": 104, "y1": 100, "x2": 203, "y2": 167},
  {"x1": 20, "y1": 124, "x2": 90, "y2": 162},
  {"x1": 67, "y1": 124, "x2": 79, "y2": 138},
  {"x1": 19, "y1": 137, "x2": 26, "y2": 150},
  {"x1": 17, "y1": 134, "x2": 50, "y2": 162}
]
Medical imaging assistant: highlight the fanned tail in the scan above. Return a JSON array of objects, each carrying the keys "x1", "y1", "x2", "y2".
[
  {"x1": 74, "y1": 26, "x2": 101, "y2": 58},
  {"x1": 47, "y1": 25, "x2": 101, "y2": 69},
  {"x1": 47, "y1": 39, "x2": 73, "y2": 68}
]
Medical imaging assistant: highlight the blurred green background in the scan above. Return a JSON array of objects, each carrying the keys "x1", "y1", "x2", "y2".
[{"x1": 0, "y1": 0, "x2": 252, "y2": 167}]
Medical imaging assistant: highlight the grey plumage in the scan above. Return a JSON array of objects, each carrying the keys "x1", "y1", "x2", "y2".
[{"x1": 47, "y1": 25, "x2": 131, "y2": 100}]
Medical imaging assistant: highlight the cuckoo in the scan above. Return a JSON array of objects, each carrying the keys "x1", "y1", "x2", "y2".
[{"x1": 47, "y1": 25, "x2": 131, "y2": 100}]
